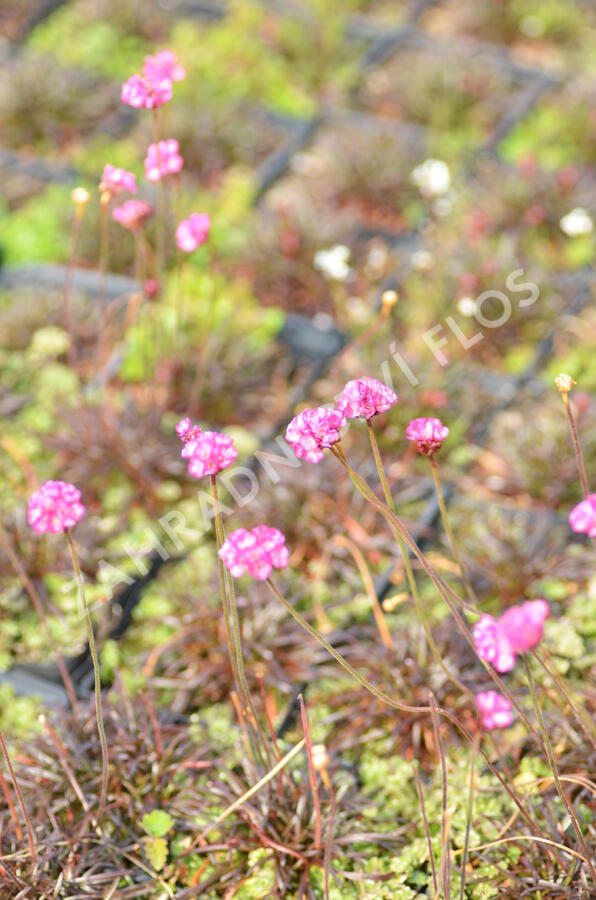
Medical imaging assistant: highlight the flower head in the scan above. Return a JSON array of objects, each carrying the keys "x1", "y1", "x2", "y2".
[
  {"x1": 175, "y1": 417, "x2": 201, "y2": 442},
  {"x1": 474, "y1": 600, "x2": 549, "y2": 672},
  {"x1": 473, "y1": 614, "x2": 516, "y2": 673},
  {"x1": 406, "y1": 417, "x2": 449, "y2": 456},
  {"x1": 555, "y1": 373, "x2": 576, "y2": 395},
  {"x1": 181, "y1": 431, "x2": 237, "y2": 479},
  {"x1": 285, "y1": 407, "x2": 346, "y2": 464},
  {"x1": 476, "y1": 691, "x2": 513, "y2": 731},
  {"x1": 337, "y1": 377, "x2": 397, "y2": 420},
  {"x1": 28, "y1": 481, "x2": 86, "y2": 534},
  {"x1": 144, "y1": 139, "x2": 184, "y2": 182},
  {"x1": 112, "y1": 199, "x2": 153, "y2": 231},
  {"x1": 569, "y1": 494, "x2": 596, "y2": 538},
  {"x1": 176, "y1": 213, "x2": 211, "y2": 252},
  {"x1": 71, "y1": 186, "x2": 90, "y2": 209},
  {"x1": 143, "y1": 50, "x2": 186, "y2": 83},
  {"x1": 560, "y1": 207, "x2": 593, "y2": 237},
  {"x1": 100, "y1": 165, "x2": 137, "y2": 198},
  {"x1": 121, "y1": 73, "x2": 173, "y2": 110},
  {"x1": 411, "y1": 159, "x2": 450, "y2": 196},
  {"x1": 313, "y1": 245, "x2": 351, "y2": 281},
  {"x1": 219, "y1": 525, "x2": 289, "y2": 580}
]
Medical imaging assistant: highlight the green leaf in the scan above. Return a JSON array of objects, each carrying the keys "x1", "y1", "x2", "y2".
[
  {"x1": 142, "y1": 810, "x2": 174, "y2": 838},
  {"x1": 144, "y1": 836, "x2": 168, "y2": 872}
]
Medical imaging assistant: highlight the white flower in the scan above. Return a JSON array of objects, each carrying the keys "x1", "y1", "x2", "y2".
[
  {"x1": 560, "y1": 208, "x2": 593, "y2": 237},
  {"x1": 457, "y1": 296, "x2": 477, "y2": 317},
  {"x1": 411, "y1": 159, "x2": 450, "y2": 197},
  {"x1": 314, "y1": 245, "x2": 352, "y2": 281}
]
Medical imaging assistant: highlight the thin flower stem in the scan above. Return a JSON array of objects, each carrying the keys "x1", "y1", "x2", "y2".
[
  {"x1": 534, "y1": 649, "x2": 596, "y2": 750},
  {"x1": 523, "y1": 655, "x2": 596, "y2": 887},
  {"x1": 429, "y1": 456, "x2": 477, "y2": 605},
  {"x1": 459, "y1": 733, "x2": 480, "y2": 900},
  {"x1": 0, "y1": 729, "x2": 35, "y2": 863},
  {"x1": 430, "y1": 695, "x2": 450, "y2": 900},
  {"x1": 0, "y1": 760, "x2": 21, "y2": 841},
  {"x1": 64, "y1": 206, "x2": 85, "y2": 368},
  {"x1": 332, "y1": 534, "x2": 393, "y2": 650},
  {"x1": 366, "y1": 424, "x2": 472, "y2": 697},
  {"x1": 299, "y1": 694, "x2": 321, "y2": 851},
  {"x1": 561, "y1": 394, "x2": 590, "y2": 498},
  {"x1": 97, "y1": 196, "x2": 110, "y2": 370},
  {"x1": 412, "y1": 762, "x2": 438, "y2": 898},
  {"x1": 65, "y1": 530, "x2": 109, "y2": 826}
]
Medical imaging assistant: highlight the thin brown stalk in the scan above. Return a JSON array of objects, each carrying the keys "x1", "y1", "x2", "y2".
[
  {"x1": 0, "y1": 762, "x2": 22, "y2": 840},
  {"x1": 561, "y1": 394, "x2": 590, "y2": 498},
  {"x1": 534, "y1": 649, "x2": 596, "y2": 750},
  {"x1": 40, "y1": 715, "x2": 89, "y2": 812},
  {"x1": 459, "y1": 733, "x2": 480, "y2": 900},
  {"x1": 412, "y1": 762, "x2": 438, "y2": 897},
  {"x1": 429, "y1": 455, "x2": 477, "y2": 606},
  {"x1": 299, "y1": 694, "x2": 321, "y2": 851},
  {"x1": 332, "y1": 534, "x2": 393, "y2": 650},
  {"x1": 430, "y1": 695, "x2": 450, "y2": 899},
  {"x1": 0, "y1": 730, "x2": 35, "y2": 863},
  {"x1": 64, "y1": 204, "x2": 86, "y2": 368}
]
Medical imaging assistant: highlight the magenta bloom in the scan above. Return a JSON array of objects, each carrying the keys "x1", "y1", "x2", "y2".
[
  {"x1": 219, "y1": 526, "x2": 289, "y2": 580},
  {"x1": 175, "y1": 417, "x2": 201, "y2": 443},
  {"x1": 476, "y1": 691, "x2": 513, "y2": 731},
  {"x1": 144, "y1": 139, "x2": 184, "y2": 183},
  {"x1": 406, "y1": 417, "x2": 449, "y2": 456},
  {"x1": 100, "y1": 165, "x2": 137, "y2": 198},
  {"x1": 285, "y1": 407, "x2": 346, "y2": 464},
  {"x1": 181, "y1": 431, "x2": 238, "y2": 479},
  {"x1": 569, "y1": 494, "x2": 596, "y2": 538},
  {"x1": 121, "y1": 73, "x2": 173, "y2": 110},
  {"x1": 175, "y1": 213, "x2": 211, "y2": 252},
  {"x1": 112, "y1": 199, "x2": 152, "y2": 231},
  {"x1": 28, "y1": 481, "x2": 86, "y2": 535},
  {"x1": 337, "y1": 377, "x2": 397, "y2": 420},
  {"x1": 474, "y1": 600, "x2": 549, "y2": 672},
  {"x1": 143, "y1": 50, "x2": 186, "y2": 83}
]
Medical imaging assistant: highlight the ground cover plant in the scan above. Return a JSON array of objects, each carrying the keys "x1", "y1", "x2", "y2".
[{"x1": 0, "y1": 1, "x2": 595, "y2": 897}]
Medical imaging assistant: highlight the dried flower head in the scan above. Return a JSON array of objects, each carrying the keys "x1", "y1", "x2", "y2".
[
  {"x1": 28, "y1": 481, "x2": 86, "y2": 534},
  {"x1": 555, "y1": 373, "x2": 576, "y2": 395},
  {"x1": 176, "y1": 213, "x2": 211, "y2": 252},
  {"x1": 475, "y1": 691, "x2": 513, "y2": 731},
  {"x1": 112, "y1": 199, "x2": 153, "y2": 231},
  {"x1": 406, "y1": 417, "x2": 449, "y2": 456},
  {"x1": 145, "y1": 139, "x2": 184, "y2": 182},
  {"x1": 181, "y1": 431, "x2": 238, "y2": 479},
  {"x1": 285, "y1": 407, "x2": 346, "y2": 464},
  {"x1": 219, "y1": 525, "x2": 289, "y2": 580},
  {"x1": 569, "y1": 494, "x2": 596, "y2": 538},
  {"x1": 337, "y1": 377, "x2": 398, "y2": 420}
]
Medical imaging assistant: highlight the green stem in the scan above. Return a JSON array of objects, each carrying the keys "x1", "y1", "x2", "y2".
[
  {"x1": 66, "y1": 530, "x2": 109, "y2": 826},
  {"x1": 429, "y1": 456, "x2": 477, "y2": 605}
]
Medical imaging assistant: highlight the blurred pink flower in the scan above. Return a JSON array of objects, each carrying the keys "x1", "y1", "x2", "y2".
[
  {"x1": 143, "y1": 50, "x2": 186, "y2": 83},
  {"x1": 28, "y1": 481, "x2": 86, "y2": 535},
  {"x1": 474, "y1": 600, "x2": 549, "y2": 672},
  {"x1": 406, "y1": 417, "x2": 449, "y2": 456},
  {"x1": 121, "y1": 73, "x2": 173, "y2": 109},
  {"x1": 176, "y1": 417, "x2": 201, "y2": 442},
  {"x1": 285, "y1": 407, "x2": 346, "y2": 464},
  {"x1": 569, "y1": 494, "x2": 596, "y2": 538},
  {"x1": 112, "y1": 199, "x2": 152, "y2": 231},
  {"x1": 476, "y1": 691, "x2": 513, "y2": 731},
  {"x1": 100, "y1": 165, "x2": 137, "y2": 197},
  {"x1": 473, "y1": 615, "x2": 516, "y2": 673},
  {"x1": 219, "y1": 525, "x2": 289, "y2": 580},
  {"x1": 337, "y1": 377, "x2": 397, "y2": 420},
  {"x1": 176, "y1": 213, "x2": 211, "y2": 252},
  {"x1": 181, "y1": 431, "x2": 237, "y2": 478},
  {"x1": 144, "y1": 139, "x2": 183, "y2": 182}
]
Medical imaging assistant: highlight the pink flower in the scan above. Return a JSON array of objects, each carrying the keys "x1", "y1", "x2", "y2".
[
  {"x1": 285, "y1": 407, "x2": 346, "y2": 464},
  {"x1": 144, "y1": 139, "x2": 184, "y2": 182},
  {"x1": 27, "y1": 481, "x2": 86, "y2": 535},
  {"x1": 476, "y1": 691, "x2": 513, "y2": 731},
  {"x1": 143, "y1": 50, "x2": 186, "y2": 83},
  {"x1": 406, "y1": 417, "x2": 449, "y2": 456},
  {"x1": 175, "y1": 213, "x2": 211, "y2": 252},
  {"x1": 175, "y1": 417, "x2": 201, "y2": 442},
  {"x1": 569, "y1": 494, "x2": 596, "y2": 538},
  {"x1": 121, "y1": 73, "x2": 173, "y2": 109},
  {"x1": 181, "y1": 431, "x2": 238, "y2": 478},
  {"x1": 112, "y1": 199, "x2": 152, "y2": 231},
  {"x1": 474, "y1": 600, "x2": 549, "y2": 672},
  {"x1": 100, "y1": 165, "x2": 137, "y2": 198},
  {"x1": 337, "y1": 377, "x2": 397, "y2": 420},
  {"x1": 219, "y1": 525, "x2": 289, "y2": 580}
]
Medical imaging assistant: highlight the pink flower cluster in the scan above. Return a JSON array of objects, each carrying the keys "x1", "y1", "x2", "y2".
[
  {"x1": 219, "y1": 526, "x2": 289, "y2": 580},
  {"x1": 143, "y1": 50, "x2": 186, "y2": 84},
  {"x1": 121, "y1": 49, "x2": 185, "y2": 110},
  {"x1": 181, "y1": 431, "x2": 238, "y2": 479},
  {"x1": 176, "y1": 417, "x2": 201, "y2": 442},
  {"x1": 569, "y1": 494, "x2": 596, "y2": 538},
  {"x1": 337, "y1": 377, "x2": 398, "y2": 420},
  {"x1": 28, "y1": 481, "x2": 86, "y2": 535},
  {"x1": 473, "y1": 599, "x2": 549, "y2": 672},
  {"x1": 100, "y1": 165, "x2": 137, "y2": 198},
  {"x1": 145, "y1": 140, "x2": 184, "y2": 182},
  {"x1": 406, "y1": 417, "x2": 449, "y2": 456},
  {"x1": 112, "y1": 199, "x2": 153, "y2": 231},
  {"x1": 176, "y1": 213, "x2": 211, "y2": 252},
  {"x1": 475, "y1": 691, "x2": 513, "y2": 731},
  {"x1": 286, "y1": 407, "x2": 346, "y2": 464}
]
